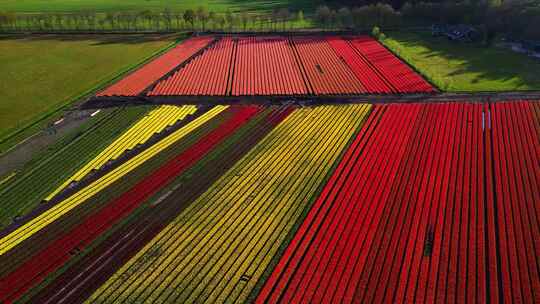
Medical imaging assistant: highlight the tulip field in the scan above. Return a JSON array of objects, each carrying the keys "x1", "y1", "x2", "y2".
[
  {"x1": 0, "y1": 33, "x2": 538, "y2": 304},
  {"x1": 97, "y1": 36, "x2": 214, "y2": 96},
  {"x1": 95, "y1": 34, "x2": 436, "y2": 97},
  {"x1": 257, "y1": 101, "x2": 539, "y2": 304}
]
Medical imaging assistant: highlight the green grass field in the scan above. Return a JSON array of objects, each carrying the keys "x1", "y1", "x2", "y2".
[
  {"x1": 382, "y1": 32, "x2": 540, "y2": 92},
  {"x1": 0, "y1": 0, "x2": 317, "y2": 13},
  {"x1": 0, "y1": 34, "x2": 175, "y2": 148}
]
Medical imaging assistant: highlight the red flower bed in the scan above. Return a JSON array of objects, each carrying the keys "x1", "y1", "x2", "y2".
[
  {"x1": 292, "y1": 37, "x2": 365, "y2": 95},
  {"x1": 326, "y1": 37, "x2": 393, "y2": 94},
  {"x1": 257, "y1": 101, "x2": 539, "y2": 304},
  {"x1": 0, "y1": 105, "x2": 262, "y2": 303},
  {"x1": 149, "y1": 38, "x2": 235, "y2": 96},
  {"x1": 489, "y1": 101, "x2": 539, "y2": 304},
  {"x1": 231, "y1": 37, "x2": 308, "y2": 96},
  {"x1": 97, "y1": 36, "x2": 213, "y2": 96},
  {"x1": 349, "y1": 36, "x2": 435, "y2": 93},
  {"x1": 143, "y1": 35, "x2": 436, "y2": 96}
]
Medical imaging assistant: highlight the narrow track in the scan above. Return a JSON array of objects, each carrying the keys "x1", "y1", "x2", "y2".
[{"x1": 83, "y1": 90, "x2": 540, "y2": 109}]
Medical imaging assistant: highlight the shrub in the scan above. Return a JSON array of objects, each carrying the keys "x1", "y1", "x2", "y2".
[{"x1": 372, "y1": 26, "x2": 381, "y2": 39}]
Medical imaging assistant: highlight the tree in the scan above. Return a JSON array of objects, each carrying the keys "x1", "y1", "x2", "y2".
[
  {"x1": 163, "y1": 8, "x2": 172, "y2": 31},
  {"x1": 337, "y1": 7, "x2": 353, "y2": 28},
  {"x1": 296, "y1": 10, "x2": 304, "y2": 28},
  {"x1": 174, "y1": 11, "x2": 184, "y2": 29},
  {"x1": 253, "y1": 14, "x2": 263, "y2": 31},
  {"x1": 53, "y1": 13, "x2": 63, "y2": 30},
  {"x1": 225, "y1": 9, "x2": 234, "y2": 30},
  {"x1": 240, "y1": 11, "x2": 249, "y2": 31},
  {"x1": 83, "y1": 11, "x2": 96, "y2": 30},
  {"x1": 315, "y1": 5, "x2": 332, "y2": 28},
  {"x1": 271, "y1": 8, "x2": 279, "y2": 30},
  {"x1": 297, "y1": 10, "x2": 304, "y2": 23},
  {"x1": 372, "y1": 25, "x2": 381, "y2": 39},
  {"x1": 0, "y1": 12, "x2": 17, "y2": 30},
  {"x1": 138, "y1": 10, "x2": 152, "y2": 30},
  {"x1": 216, "y1": 14, "x2": 226, "y2": 31},
  {"x1": 98, "y1": 17, "x2": 106, "y2": 30},
  {"x1": 150, "y1": 12, "x2": 161, "y2": 31},
  {"x1": 105, "y1": 12, "x2": 116, "y2": 30},
  {"x1": 0, "y1": 13, "x2": 8, "y2": 30},
  {"x1": 184, "y1": 9, "x2": 195, "y2": 30},
  {"x1": 208, "y1": 11, "x2": 216, "y2": 30},
  {"x1": 277, "y1": 8, "x2": 290, "y2": 30},
  {"x1": 196, "y1": 6, "x2": 209, "y2": 31},
  {"x1": 329, "y1": 9, "x2": 338, "y2": 29}
]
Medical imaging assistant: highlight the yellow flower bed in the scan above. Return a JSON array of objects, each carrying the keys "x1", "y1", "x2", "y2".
[{"x1": 88, "y1": 104, "x2": 372, "y2": 304}]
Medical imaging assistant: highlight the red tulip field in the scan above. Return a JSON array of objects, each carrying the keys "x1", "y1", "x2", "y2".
[
  {"x1": 99, "y1": 34, "x2": 435, "y2": 97},
  {"x1": 0, "y1": 33, "x2": 537, "y2": 304},
  {"x1": 257, "y1": 101, "x2": 539, "y2": 304},
  {"x1": 98, "y1": 36, "x2": 215, "y2": 96},
  {"x1": 231, "y1": 37, "x2": 308, "y2": 96}
]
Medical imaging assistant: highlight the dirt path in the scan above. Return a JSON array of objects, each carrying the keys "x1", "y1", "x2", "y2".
[
  {"x1": 0, "y1": 109, "x2": 98, "y2": 178},
  {"x1": 83, "y1": 90, "x2": 540, "y2": 109}
]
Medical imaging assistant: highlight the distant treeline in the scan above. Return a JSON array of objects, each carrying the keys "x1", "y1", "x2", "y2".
[
  {"x1": 0, "y1": 1, "x2": 538, "y2": 41},
  {"x1": 0, "y1": 8, "x2": 310, "y2": 32},
  {"x1": 314, "y1": 1, "x2": 540, "y2": 41}
]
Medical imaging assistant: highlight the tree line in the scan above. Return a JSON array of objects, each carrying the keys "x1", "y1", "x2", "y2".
[
  {"x1": 0, "y1": 1, "x2": 538, "y2": 41},
  {"x1": 0, "y1": 8, "x2": 308, "y2": 32},
  {"x1": 313, "y1": 1, "x2": 540, "y2": 41}
]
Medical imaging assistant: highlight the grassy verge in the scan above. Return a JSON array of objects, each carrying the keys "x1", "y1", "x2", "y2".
[{"x1": 382, "y1": 31, "x2": 540, "y2": 92}]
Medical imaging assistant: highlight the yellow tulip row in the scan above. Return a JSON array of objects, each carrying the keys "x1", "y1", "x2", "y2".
[
  {"x1": 87, "y1": 104, "x2": 372, "y2": 304},
  {"x1": 45, "y1": 105, "x2": 197, "y2": 201},
  {"x1": 0, "y1": 106, "x2": 227, "y2": 256}
]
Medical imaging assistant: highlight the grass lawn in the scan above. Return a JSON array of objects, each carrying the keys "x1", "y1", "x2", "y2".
[
  {"x1": 0, "y1": 34, "x2": 176, "y2": 151},
  {"x1": 383, "y1": 32, "x2": 540, "y2": 92},
  {"x1": 0, "y1": 0, "x2": 319, "y2": 13}
]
